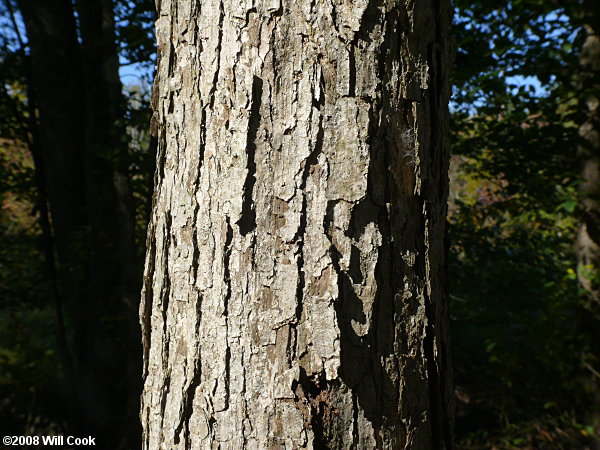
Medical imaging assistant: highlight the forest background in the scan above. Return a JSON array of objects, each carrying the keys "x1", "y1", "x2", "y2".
[{"x1": 0, "y1": 0, "x2": 599, "y2": 448}]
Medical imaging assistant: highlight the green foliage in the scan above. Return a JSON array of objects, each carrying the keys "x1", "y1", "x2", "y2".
[
  {"x1": 0, "y1": 141, "x2": 64, "y2": 435},
  {"x1": 456, "y1": 413, "x2": 598, "y2": 449},
  {"x1": 450, "y1": 151, "x2": 583, "y2": 420},
  {"x1": 115, "y1": 0, "x2": 156, "y2": 70},
  {"x1": 123, "y1": 81, "x2": 155, "y2": 249},
  {"x1": 451, "y1": 0, "x2": 600, "y2": 446}
]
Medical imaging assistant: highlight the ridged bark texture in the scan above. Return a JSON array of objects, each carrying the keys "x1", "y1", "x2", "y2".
[{"x1": 141, "y1": 0, "x2": 453, "y2": 448}]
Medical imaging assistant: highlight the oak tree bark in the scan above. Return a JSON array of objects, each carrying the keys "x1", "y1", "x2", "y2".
[{"x1": 142, "y1": 0, "x2": 453, "y2": 447}]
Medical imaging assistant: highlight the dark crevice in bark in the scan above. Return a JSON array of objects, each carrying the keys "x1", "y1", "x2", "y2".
[
  {"x1": 293, "y1": 368, "x2": 335, "y2": 447},
  {"x1": 243, "y1": 7, "x2": 258, "y2": 27},
  {"x1": 191, "y1": 208, "x2": 201, "y2": 283},
  {"x1": 157, "y1": 127, "x2": 168, "y2": 181},
  {"x1": 293, "y1": 198, "x2": 307, "y2": 327},
  {"x1": 208, "y1": 0, "x2": 224, "y2": 110},
  {"x1": 351, "y1": 392, "x2": 359, "y2": 447},
  {"x1": 348, "y1": 244, "x2": 363, "y2": 283},
  {"x1": 223, "y1": 346, "x2": 231, "y2": 411},
  {"x1": 207, "y1": 416, "x2": 217, "y2": 441},
  {"x1": 223, "y1": 218, "x2": 234, "y2": 316},
  {"x1": 329, "y1": 0, "x2": 340, "y2": 37},
  {"x1": 141, "y1": 229, "x2": 157, "y2": 378},
  {"x1": 348, "y1": 45, "x2": 356, "y2": 97},
  {"x1": 353, "y1": 0, "x2": 384, "y2": 45},
  {"x1": 197, "y1": 107, "x2": 207, "y2": 178},
  {"x1": 143, "y1": 405, "x2": 151, "y2": 449},
  {"x1": 167, "y1": 41, "x2": 176, "y2": 77},
  {"x1": 238, "y1": 75, "x2": 262, "y2": 236},
  {"x1": 312, "y1": 67, "x2": 326, "y2": 111},
  {"x1": 174, "y1": 353, "x2": 202, "y2": 447},
  {"x1": 159, "y1": 372, "x2": 171, "y2": 436},
  {"x1": 160, "y1": 213, "x2": 173, "y2": 370},
  {"x1": 194, "y1": 292, "x2": 203, "y2": 343},
  {"x1": 168, "y1": 91, "x2": 175, "y2": 114},
  {"x1": 221, "y1": 218, "x2": 233, "y2": 413},
  {"x1": 286, "y1": 323, "x2": 295, "y2": 368},
  {"x1": 290, "y1": 325, "x2": 299, "y2": 363}
]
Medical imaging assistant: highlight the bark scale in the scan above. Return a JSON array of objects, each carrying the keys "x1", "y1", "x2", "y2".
[{"x1": 142, "y1": 0, "x2": 453, "y2": 448}]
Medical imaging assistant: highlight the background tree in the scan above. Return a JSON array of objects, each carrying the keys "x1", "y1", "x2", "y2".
[
  {"x1": 451, "y1": 0, "x2": 600, "y2": 446},
  {"x1": 141, "y1": 0, "x2": 453, "y2": 447},
  {"x1": 16, "y1": 0, "x2": 140, "y2": 444},
  {"x1": 575, "y1": 0, "x2": 600, "y2": 419},
  {"x1": 0, "y1": 0, "x2": 155, "y2": 446}
]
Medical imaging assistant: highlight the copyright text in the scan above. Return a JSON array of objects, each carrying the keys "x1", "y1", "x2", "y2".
[{"x1": 3, "y1": 435, "x2": 96, "y2": 446}]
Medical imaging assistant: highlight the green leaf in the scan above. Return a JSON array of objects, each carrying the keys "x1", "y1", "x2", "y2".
[{"x1": 558, "y1": 199, "x2": 577, "y2": 213}]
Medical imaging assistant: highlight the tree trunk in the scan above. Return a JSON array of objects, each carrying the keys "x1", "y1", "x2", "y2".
[
  {"x1": 75, "y1": 0, "x2": 143, "y2": 445},
  {"x1": 141, "y1": 0, "x2": 453, "y2": 448},
  {"x1": 19, "y1": 0, "x2": 141, "y2": 446},
  {"x1": 17, "y1": 0, "x2": 87, "y2": 296},
  {"x1": 577, "y1": 11, "x2": 600, "y2": 314},
  {"x1": 576, "y1": 3, "x2": 600, "y2": 428}
]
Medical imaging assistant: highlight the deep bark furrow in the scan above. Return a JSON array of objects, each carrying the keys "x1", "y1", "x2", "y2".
[
  {"x1": 160, "y1": 213, "x2": 173, "y2": 370},
  {"x1": 141, "y1": 227, "x2": 156, "y2": 378},
  {"x1": 174, "y1": 355, "x2": 202, "y2": 445},
  {"x1": 223, "y1": 219, "x2": 234, "y2": 316},
  {"x1": 238, "y1": 76, "x2": 262, "y2": 236},
  {"x1": 208, "y1": 0, "x2": 224, "y2": 111},
  {"x1": 159, "y1": 372, "x2": 172, "y2": 437}
]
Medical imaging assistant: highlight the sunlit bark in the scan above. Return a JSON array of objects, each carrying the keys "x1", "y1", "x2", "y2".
[{"x1": 142, "y1": 0, "x2": 453, "y2": 447}]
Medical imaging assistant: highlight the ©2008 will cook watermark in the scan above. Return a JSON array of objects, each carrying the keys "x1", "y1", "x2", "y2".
[{"x1": 3, "y1": 435, "x2": 96, "y2": 446}]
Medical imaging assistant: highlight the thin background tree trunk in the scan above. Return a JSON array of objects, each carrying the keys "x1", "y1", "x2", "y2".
[
  {"x1": 576, "y1": 1, "x2": 600, "y2": 428},
  {"x1": 142, "y1": 0, "x2": 453, "y2": 447}
]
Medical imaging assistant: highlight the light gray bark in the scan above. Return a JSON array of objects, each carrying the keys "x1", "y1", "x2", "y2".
[{"x1": 141, "y1": 0, "x2": 453, "y2": 448}]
